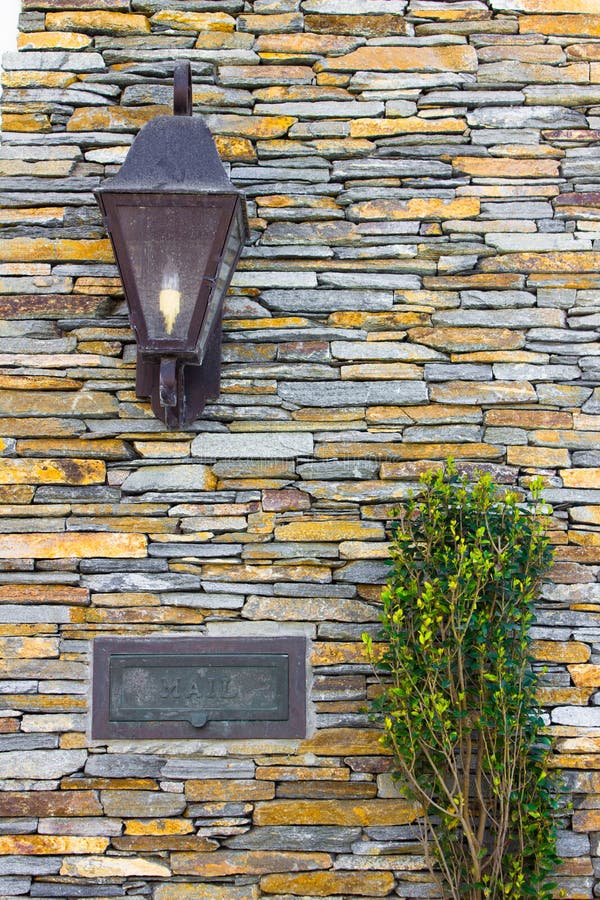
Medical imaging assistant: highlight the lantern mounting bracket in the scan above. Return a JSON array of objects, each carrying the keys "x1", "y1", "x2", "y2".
[{"x1": 173, "y1": 61, "x2": 192, "y2": 117}]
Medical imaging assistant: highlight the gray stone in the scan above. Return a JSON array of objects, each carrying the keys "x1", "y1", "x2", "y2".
[
  {"x1": 0, "y1": 859, "x2": 60, "y2": 876},
  {"x1": 425, "y1": 364, "x2": 492, "y2": 381},
  {"x1": 583, "y1": 388, "x2": 600, "y2": 414},
  {"x1": 29, "y1": 884, "x2": 125, "y2": 896},
  {"x1": 161, "y1": 758, "x2": 255, "y2": 779},
  {"x1": 85, "y1": 754, "x2": 164, "y2": 778},
  {"x1": 318, "y1": 273, "x2": 422, "y2": 290},
  {"x1": 192, "y1": 432, "x2": 313, "y2": 459},
  {"x1": 0, "y1": 735, "x2": 57, "y2": 752},
  {"x1": 82, "y1": 573, "x2": 200, "y2": 592},
  {"x1": 0, "y1": 820, "x2": 36, "y2": 835},
  {"x1": 161, "y1": 592, "x2": 244, "y2": 609},
  {"x1": 0, "y1": 877, "x2": 30, "y2": 895},
  {"x1": 492, "y1": 364, "x2": 580, "y2": 381},
  {"x1": 461, "y1": 290, "x2": 536, "y2": 308},
  {"x1": 79, "y1": 558, "x2": 167, "y2": 574},
  {"x1": 37, "y1": 817, "x2": 123, "y2": 837},
  {"x1": 0, "y1": 750, "x2": 86, "y2": 780},
  {"x1": 467, "y1": 106, "x2": 586, "y2": 129},
  {"x1": 434, "y1": 309, "x2": 564, "y2": 329},
  {"x1": 334, "y1": 560, "x2": 390, "y2": 584},
  {"x1": 297, "y1": 460, "x2": 379, "y2": 480},
  {"x1": 480, "y1": 201, "x2": 553, "y2": 219},
  {"x1": 302, "y1": 0, "x2": 407, "y2": 13},
  {"x1": 226, "y1": 825, "x2": 362, "y2": 851},
  {"x1": 121, "y1": 464, "x2": 216, "y2": 493},
  {"x1": 101, "y1": 790, "x2": 186, "y2": 818},
  {"x1": 556, "y1": 830, "x2": 590, "y2": 858},
  {"x1": 268, "y1": 585, "x2": 353, "y2": 602},
  {"x1": 403, "y1": 425, "x2": 482, "y2": 443},
  {"x1": 553, "y1": 707, "x2": 600, "y2": 727},
  {"x1": 263, "y1": 290, "x2": 393, "y2": 312},
  {"x1": 331, "y1": 341, "x2": 443, "y2": 361},
  {"x1": 2, "y1": 51, "x2": 105, "y2": 71},
  {"x1": 332, "y1": 159, "x2": 451, "y2": 179},
  {"x1": 279, "y1": 381, "x2": 428, "y2": 407},
  {"x1": 255, "y1": 101, "x2": 384, "y2": 118},
  {"x1": 0, "y1": 606, "x2": 72, "y2": 624},
  {"x1": 149, "y1": 543, "x2": 241, "y2": 558},
  {"x1": 421, "y1": 90, "x2": 523, "y2": 107}
]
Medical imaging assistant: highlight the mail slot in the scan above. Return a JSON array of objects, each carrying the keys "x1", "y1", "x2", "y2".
[{"x1": 92, "y1": 635, "x2": 307, "y2": 740}]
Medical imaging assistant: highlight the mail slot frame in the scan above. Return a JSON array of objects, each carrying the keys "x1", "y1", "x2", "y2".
[{"x1": 92, "y1": 635, "x2": 307, "y2": 740}]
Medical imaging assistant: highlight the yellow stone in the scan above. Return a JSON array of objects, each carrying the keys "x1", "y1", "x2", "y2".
[
  {"x1": 2, "y1": 71, "x2": 76, "y2": 88},
  {"x1": 0, "y1": 533, "x2": 146, "y2": 560},
  {"x1": 318, "y1": 44, "x2": 478, "y2": 72},
  {"x1": 256, "y1": 765, "x2": 348, "y2": 782},
  {"x1": 151, "y1": 10, "x2": 234, "y2": 31},
  {"x1": 214, "y1": 136, "x2": 256, "y2": 162},
  {"x1": 570, "y1": 507, "x2": 600, "y2": 525},
  {"x1": 452, "y1": 156, "x2": 559, "y2": 178},
  {"x1": 341, "y1": 363, "x2": 422, "y2": 380},
  {"x1": 171, "y1": 850, "x2": 332, "y2": 877},
  {"x1": 0, "y1": 238, "x2": 113, "y2": 263},
  {"x1": 185, "y1": 780, "x2": 274, "y2": 802},
  {"x1": 68, "y1": 105, "x2": 169, "y2": 132},
  {"x1": 531, "y1": 641, "x2": 591, "y2": 663},
  {"x1": 1, "y1": 113, "x2": 50, "y2": 132},
  {"x1": 205, "y1": 115, "x2": 296, "y2": 140},
  {"x1": 201, "y1": 563, "x2": 331, "y2": 583},
  {"x1": 274, "y1": 520, "x2": 383, "y2": 542},
  {"x1": 253, "y1": 799, "x2": 420, "y2": 826},
  {"x1": 569, "y1": 665, "x2": 600, "y2": 687},
  {"x1": 482, "y1": 251, "x2": 600, "y2": 273},
  {"x1": 339, "y1": 541, "x2": 389, "y2": 559},
  {"x1": 351, "y1": 197, "x2": 480, "y2": 221},
  {"x1": 124, "y1": 819, "x2": 193, "y2": 836},
  {"x1": 256, "y1": 33, "x2": 363, "y2": 55},
  {"x1": 513, "y1": 0, "x2": 600, "y2": 8},
  {"x1": 0, "y1": 637, "x2": 58, "y2": 658},
  {"x1": 519, "y1": 14, "x2": 600, "y2": 35},
  {"x1": 312, "y1": 642, "x2": 384, "y2": 666},
  {"x1": 561, "y1": 469, "x2": 600, "y2": 488},
  {"x1": 0, "y1": 459, "x2": 104, "y2": 485},
  {"x1": 507, "y1": 447, "x2": 570, "y2": 468},
  {"x1": 350, "y1": 117, "x2": 466, "y2": 138},
  {"x1": 306, "y1": 728, "x2": 388, "y2": 758},
  {"x1": 261, "y1": 872, "x2": 395, "y2": 897},
  {"x1": 410, "y1": 327, "x2": 522, "y2": 351},
  {"x1": 18, "y1": 32, "x2": 92, "y2": 50},
  {"x1": 156, "y1": 887, "x2": 258, "y2": 900},
  {"x1": 46, "y1": 11, "x2": 150, "y2": 34},
  {"x1": 573, "y1": 810, "x2": 600, "y2": 832},
  {"x1": 0, "y1": 835, "x2": 108, "y2": 855},
  {"x1": 61, "y1": 856, "x2": 171, "y2": 878}
]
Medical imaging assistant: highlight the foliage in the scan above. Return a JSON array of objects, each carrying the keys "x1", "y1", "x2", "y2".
[{"x1": 365, "y1": 463, "x2": 558, "y2": 900}]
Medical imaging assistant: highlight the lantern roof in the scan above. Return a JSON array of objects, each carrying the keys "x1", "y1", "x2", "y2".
[{"x1": 97, "y1": 115, "x2": 238, "y2": 196}]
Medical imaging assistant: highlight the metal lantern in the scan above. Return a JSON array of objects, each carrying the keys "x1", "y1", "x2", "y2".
[{"x1": 95, "y1": 62, "x2": 248, "y2": 428}]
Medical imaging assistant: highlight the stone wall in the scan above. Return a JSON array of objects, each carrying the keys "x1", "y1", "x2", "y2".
[{"x1": 1, "y1": 0, "x2": 600, "y2": 897}]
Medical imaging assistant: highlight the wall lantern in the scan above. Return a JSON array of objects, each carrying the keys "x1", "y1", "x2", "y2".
[{"x1": 95, "y1": 62, "x2": 249, "y2": 428}]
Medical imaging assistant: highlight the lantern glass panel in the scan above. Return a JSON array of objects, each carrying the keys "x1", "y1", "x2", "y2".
[{"x1": 108, "y1": 195, "x2": 233, "y2": 348}]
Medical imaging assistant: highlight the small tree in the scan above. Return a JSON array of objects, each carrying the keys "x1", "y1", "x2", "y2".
[{"x1": 365, "y1": 464, "x2": 558, "y2": 899}]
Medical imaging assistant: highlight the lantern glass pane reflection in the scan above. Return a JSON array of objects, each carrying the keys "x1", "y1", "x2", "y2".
[{"x1": 111, "y1": 197, "x2": 227, "y2": 345}]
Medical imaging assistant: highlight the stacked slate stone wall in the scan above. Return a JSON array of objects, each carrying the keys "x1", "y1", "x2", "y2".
[{"x1": 1, "y1": 0, "x2": 600, "y2": 897}]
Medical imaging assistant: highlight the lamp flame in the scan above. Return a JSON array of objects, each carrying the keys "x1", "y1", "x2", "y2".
[{"x1": 159, "y1": 272, "x2": 181, "y2": 335}]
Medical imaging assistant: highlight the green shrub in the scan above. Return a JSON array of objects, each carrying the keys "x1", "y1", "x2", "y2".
[{"x1": 365, "y1": 463, "x2": 558, "y2": 900}]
